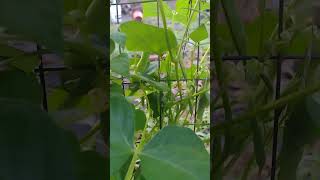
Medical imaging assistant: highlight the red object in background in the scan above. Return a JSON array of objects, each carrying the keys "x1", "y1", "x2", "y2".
[{"x1": 132, "y1": 9, "x2": 143, "y2": 21}]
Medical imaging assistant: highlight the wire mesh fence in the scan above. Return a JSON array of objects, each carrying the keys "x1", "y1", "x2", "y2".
[
  {"x1": 108, "y1": 0, "x2": 296, "y2": 179},
  {"x1": 25, "y1": 0, "x2": 318, "y2": 178},
  {"x1": 210, "y1": 0, "x2": 320, "y2": 179}
]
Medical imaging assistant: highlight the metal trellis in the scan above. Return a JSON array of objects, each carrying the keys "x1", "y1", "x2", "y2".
[{"x1": 110, "y1": 0, "x2": 209, "y2": 129}]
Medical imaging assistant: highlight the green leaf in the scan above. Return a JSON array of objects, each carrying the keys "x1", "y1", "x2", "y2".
[
  {"x1": 0, "y1": 0, "x2": 63, "y2": 53},
  {"x1": 133, "y1": 73, "x2": 169, "y2": 92},
  {"x1": 147, "y1": 92, "x2": 160, "y2": 119},
  {"x1": 175, "y1": 0, "x2": 202, "y2": 25},
  {"x1": 120, "y1": 21, "x2": 177, "y2": 54},
  {"x1": 221, "y1": 0, "x2": 247, "y2": 55},
  {"x1": 111, "y1": 32, "x2": 126, "y2": 48},
  {"x1": 47, "y1": 88, "x2": 69, "y2": 111},
  {"x1": 135, "y1": 109, "x2": 147, "y2": 131},
  {"x1": 251, "y1": 117, "x2": 265, "y2": 171},
  {"x1": 279, "y1": 95, "x2": 320, "y2": 180},
  {"x1": 77, "y1": 151, "x2": 108, "y2": 180},
  {"x1": 111, "y1": 53, "x2": 130, "y2": 77},
  {"x1": 175, "y1": 0, "x2": 209, "y2": 25},
  {"x1": 111, "y1": 83, "x2": 124, "y2": 96},
  {"x1": 110, "y1": 39, "x2": 115, "y2": 54},
  {"x1": 65, "y1": 39, "x2": 107, "y2": 59},
  {"x1": 190, "y1": 24, "x2": 208, "y2": 43},
  {"x1": 85, "y1": 0, "x2": 107, "y2": 36},
  {"x1": 0, "y1": 70, "x2": 41, "y2": 104},
  {"x1": 246, "y1": 11, "x2": 277, "y2": 55},
  {"x1": 64, "y1": 52, "x2": 95, "y2": 68},
  {"x1": 0, "y1": 43, "x2": 24, "y2": 57},
  {"x1": 196, "y1": 91, "x2": 209, "y2": 121},
  {"x1": 140, "y1": 126, "x2": 210, "y2": 180},
  {"x1": 64, "y1": 0, "x2": 78, "y2": 13},
  {"x1": 306, "y1": 93, "x2": 320, "y2": 126},
  {"x1": 143, "y1": 1, "x2": 173, "y2": 19},
  {"x1": 288, "y1": 0, "x2": 316, "y2": 26},
  {"x1": 135, "y1": 52, "x2": 151, "y2": 74},
  {"x1": 110, "y1": 94, "x2": 135, "y2": 175},
  {"x1": 9, "y1": 55, "x2": 40, "y2": 72},
  {"x1": 285, "y1": 28, "x2": 312, "y2": 55},
  {"x1": 0, "y1": 98, "x2": 76, "y2": 180}
]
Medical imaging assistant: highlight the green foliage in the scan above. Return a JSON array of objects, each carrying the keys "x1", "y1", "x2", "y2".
[
  {"x1": 0, "y1": 1, "x2": 108, "y2": 179},
  {"x1": 0, "y1": 0, "x2": 63, "y2": 53},
  {"x1": 279, "y1": 94, "x2": 320, "y2": 180},
  {"x1": 111, "y1": 1, "x2": 210, "y2": 179},
  {"x1": 0, "y1": 70, "x2": 42, "y2": 104},
  {"x1": 135, "y1": 109, "x2": 147, "y2": 131},
  {"x1": 119, "y1": 21, "x2": 177, "y2": 54},
  {"x1": 140, "y1": 126, "x2": 210, "y2": 180},
  {"x1": 84, "y1": 0, "x2": 107, "y2": 36},
  {"x1": 212, "y1": 0, "x2": 320, "y2": 178},
  {"x1": 221, "y1": 0, "x2": 247, "y2": 55},
  {"x1": 111, "y1": 53, "x2": 130, "y2": 77},
  {"x1": 190, "y1": 24, "x2": 209, "y2": 43},
  {"x1": 110, "y1": 93, "x2": 209, "y2": 179},
  {"x1": 0, "y1": 98, "x2": 74, "y2": 180},
  {"x1": 110, "y1": 94, "x2": 135, "y2": 175},
  {"x1": 9, "y1": 55, "x2": 40, "y2": 72}
]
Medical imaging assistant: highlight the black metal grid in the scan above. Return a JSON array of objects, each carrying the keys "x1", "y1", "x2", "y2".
[
  {"x1": 0, "y1": 0, "x2": 314, "y2": 179},
  {"x1": 110, "y1": 0, "x2": 210, "y2": 131},
  {"x1": 210, "y1": 0, "x2": 319, "y2": 179},
  {"x1": 24, "y1": 0, "x2": 316, "y2": 179}
]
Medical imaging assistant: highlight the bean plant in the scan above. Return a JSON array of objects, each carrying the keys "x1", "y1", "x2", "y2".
[
  {"x1": 0, "y1": 0, "x2": 108, "y2": 179},
  {"x1": 212, "y1": 0, "x2": 320, "y2": 179},
  {"x1": 110, "y1": 0, "x2": 210, "y2": 179}
]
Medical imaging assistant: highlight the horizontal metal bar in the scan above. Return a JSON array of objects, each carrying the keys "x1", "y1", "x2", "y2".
[
  {"x1": 34, "y1": 65, "x2": 106, "y2": 72},
  {"x1": 221, "y1": 55, "x2": 320, "y2": 61},
  {"x1": 110, "y1": 0, "x2": 175, "y2": 6}
]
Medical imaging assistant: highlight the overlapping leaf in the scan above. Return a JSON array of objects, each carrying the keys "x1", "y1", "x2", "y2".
[{"x1": 120, "y1": 21, "x2": 177, "y2": 54}]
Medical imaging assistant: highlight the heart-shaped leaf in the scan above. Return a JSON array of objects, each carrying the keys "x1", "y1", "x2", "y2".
[
  {"x1": 190, "y1": 24, "x2": 208, "y2": 43},
  {"x1": 140, "y1": 126, "x2": 210, "y2": 180},
  {"x1": 0, "y1": 98, "x2": 76, "y2": 180},
  {"x1": 120, "y1": 21, "x2": 177, "y2": 54},
  {"x1": 110, "y1": 94, "x2": 135, "y2": 175}
]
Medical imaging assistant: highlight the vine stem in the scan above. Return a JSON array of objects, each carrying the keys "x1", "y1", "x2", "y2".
[
  {"x1": 124, "y1": 86, "x2": 152, "y2": 180},
  {"x1": 124, "y1": 131, "x2": 147, "y2": 180},
  {"x1": 79, "y1": 121, "x2": 101, "y2": 144},
  {"x1": 158, "y1": 0, "x2": 183, "y2": 101}
]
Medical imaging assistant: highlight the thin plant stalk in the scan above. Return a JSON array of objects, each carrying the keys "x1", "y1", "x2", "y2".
[
  {"x1": 212, "y1": 82, "x2": 320, "y2": 135},
  {"x1": 124, "y1": 85, "x2": 152, "y2": 180}
]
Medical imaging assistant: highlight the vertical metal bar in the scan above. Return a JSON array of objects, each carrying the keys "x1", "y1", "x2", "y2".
[
  {"x1": 210, "y1": 0, "x2": 216, "y2": 178},
  {"x1": 271, "y1": 0, "x2": 284, "y2": 179},
  {"x1": 157, "y1": 0, "x2": 163, "y2": 129},
  {"x1": 115, "y1": 0, "x2": 126, "y2": 95},
  {"x1": 115, "y1": 0, "x2": 120, "y2": 24},
  {"x1": 36, "y1": 44, "x2": 48, "y2": 111},
  {"x1": 194, "y1": 0, "x2": 201, "y2": 132}
]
